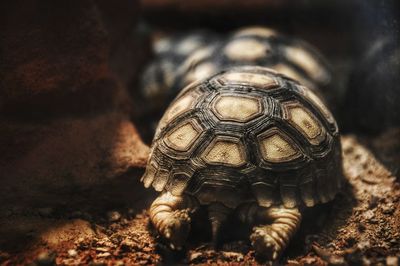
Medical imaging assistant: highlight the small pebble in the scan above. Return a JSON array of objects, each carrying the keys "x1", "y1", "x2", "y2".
[
  {"x1": 120, "y1": 239, "x2": 136, "y2": 251},
  {"x1": 386, "y1": 256, "x2": 399, "y2": 266},
  {"x1": 222, "y1": 251, "x2": 244, "y2": 262},
  {"x1": 97, "y1": 252, "x2": 111, "y2": 258},
  {"x1": 357, "y1": 240, "x2": 371, "y2": 250},
  {"x1": 382, "y1": 204, "x2": 395, "y2": 215},
  {"x1": 363, "y1": 210, "x2": 375, "y2": 220},
  {"x1": 142, "y1": 247, "x2": 152, "y2": 252},
  {"x1": 67, "y1": 249, "x2": 77, "y2": 257},
  {"x1": 95, "y1": 247, "x2": 109, "y2": 252},
  {"x1": 35, "y1": 251, "x2": 56, "y2": 266},
  {"x1": 189, "y1": 252, "x2": 202, "y2": 262},
  {"x1": 286, "y1": 259, "x2": 301, "y2": 265},
  {"x1": 107, "y1": 211, "x2": 121, "y2": 222}
]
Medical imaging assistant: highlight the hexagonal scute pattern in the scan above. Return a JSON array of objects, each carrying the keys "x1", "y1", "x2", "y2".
[
  {"x1": 203, "y1": 139, "x2": 246, "y2": 166},
  {"x1": 212, "y1": 95, "x2": 262, "y2": 122},
  {"x1": 259, "y1": 131, "x2": 300, "y2": 162},
  {"x1": 164, "y1": 121, "x2": 201, "y2": 151},
  {"x1": 164, "y1": 90, "x2": 200, "y2": 123},
  {"x1": 217, "y1": 72, "x2": 278, "y2": 89},
  {"x1": 285, "y1": 104, "x2": 324, "y2": 145},
  {"x1": 224, "y1": 39, "x2": 270, "y2": 61}
]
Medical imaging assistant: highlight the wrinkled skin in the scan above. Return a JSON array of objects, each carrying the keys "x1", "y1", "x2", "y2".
[{"x1": 150, "y1": 192, "x2": 301, "y2": 261}]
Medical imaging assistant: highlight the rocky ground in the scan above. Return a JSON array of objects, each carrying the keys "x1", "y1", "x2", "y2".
[{"x1": 0, "y1": 135, "x2": 399, "y2": 266}]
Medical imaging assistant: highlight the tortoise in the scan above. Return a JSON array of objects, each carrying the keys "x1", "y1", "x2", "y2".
[
  {"x1": 140, "y1": 26, "x2": 336, "y2": 118},
  {"x1": 139, "y1": 30, "x2": 221, "y2": 115},
  {"x1": 141, "y1": 66, "x2": 343, "y2": 260}
]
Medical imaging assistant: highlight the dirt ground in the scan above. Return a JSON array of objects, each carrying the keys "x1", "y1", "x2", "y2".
[{"x1": 0, "y1": 135, "x2": 399, "y2": 266}]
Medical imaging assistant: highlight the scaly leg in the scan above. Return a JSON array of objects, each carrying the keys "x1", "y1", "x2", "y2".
[
  {"x1": 149, "y1": 192, "x2": 199, "y2": 250},
  {"x1": 236, "y1": 203, "x2": 302, "y2": 260}
]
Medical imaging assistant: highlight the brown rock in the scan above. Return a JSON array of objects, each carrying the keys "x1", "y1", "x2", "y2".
[
  {"x1": 0, "y1": 112, "x2": 149, "y2": 205},
  {"x1": 0, "y1": 0, "x2": 150, "y2": 208}
]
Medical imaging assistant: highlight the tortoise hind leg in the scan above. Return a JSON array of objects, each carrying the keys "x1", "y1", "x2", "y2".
[
  {"x1": 236, "y1": 203, "x2": 302, "y2": 260},
  {"x1": 149, "y1": 192, "x2": 199, "y2": 250}
]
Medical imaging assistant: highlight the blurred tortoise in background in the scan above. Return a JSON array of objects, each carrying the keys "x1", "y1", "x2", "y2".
[
  {"x1": 141, "y1": 66, "x2": 343, "y2": 260},
  {"x1": 139, "y1": 26, "x2": 336, "y2": 121}
]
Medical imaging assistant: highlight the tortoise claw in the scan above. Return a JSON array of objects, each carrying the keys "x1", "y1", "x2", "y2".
[
  {"x1": 250, "y1": 226, "x2": 279, "y2": 260},
  {"x1": 162, "y1": 209, "x2": 191, "y2": 249}
]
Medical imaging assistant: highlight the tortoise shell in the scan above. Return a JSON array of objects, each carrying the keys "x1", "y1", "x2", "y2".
[
  {"x1": 140, "y1": 26, "x2": 335, "y2": 115},
  {"x1": 141, "y1": 66, "x2": 342, "y2": 209},
  {"x1": 140, "y1": 30, "x2": 220, "y2": 104}
]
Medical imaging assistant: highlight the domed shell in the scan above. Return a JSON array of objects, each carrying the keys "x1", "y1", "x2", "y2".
[
  {"x1": 140, "y1": 26, "x2": 335, "y2": 116},
  {"x1": 142, "y1": 66, "x2": 342, "y2": 209}
]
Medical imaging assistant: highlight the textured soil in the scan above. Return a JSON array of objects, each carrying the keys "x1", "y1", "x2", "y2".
[{"x1": 0, "y1": 135, "x2": 399, "y2": 266}]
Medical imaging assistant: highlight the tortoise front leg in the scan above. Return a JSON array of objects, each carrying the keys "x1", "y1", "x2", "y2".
[
  {"x1": 236, "y1": 203, "x2": 302, "y2": 260},
  {"x1": 149, "y1": 192, "x2": 199, "y2": 250}
]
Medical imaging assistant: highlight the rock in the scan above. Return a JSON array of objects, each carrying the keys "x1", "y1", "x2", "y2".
[
  {"x1": 95, "y1": 247, "x2": 110, "y2": 252},
  {"x1": 120, "y1": 218, "x2": 129, "y2": 225},
  {"x1": 0, "y1": 0, "x2": 151, "y2": 213},
  {"x1": 107, "y1": 211, "x2": 122, "y2": 222},
  {"x1": 0, "y1": 0, "x2": 150, "y2": 209},
  {"x1": 189, "y1": 252, "x2": 203, "y2": 263},
  {"x1": 0, "y1": 112, "x2": 149, "y2": 207},
  {"x1": 386, "y1": 256, "x2": 399, "y2": 266},
  {"x1": 67, "y1": 249, "x2": 77, "y2": 258},
  {"x1": 115, "y1": 261, "x2": 125, "y2": 266},
  {"x1": 312, "y1": 245, "x2": 346, "y2": 266},
  {"x1": 363, "y1": 210, "x2": 375, "y2": 221},
  {"x1": 222, "y1": 251, "x2": 244, "y2": 262},
  {"x1": 97, "y1": 252, "x2": 111, "y2": 258},
  {"x1": 120, "y1": 239, "x2": 137, "y2": 252},
  {"x1": 286, "y1": 259, "x2": 301, "y2": 265},
  {"x1": 381, "y1": 203, "x2": 395, "y2": 215},
  {"x1": 35, "y1": 251, "x2": 56, "y2": 266}
]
